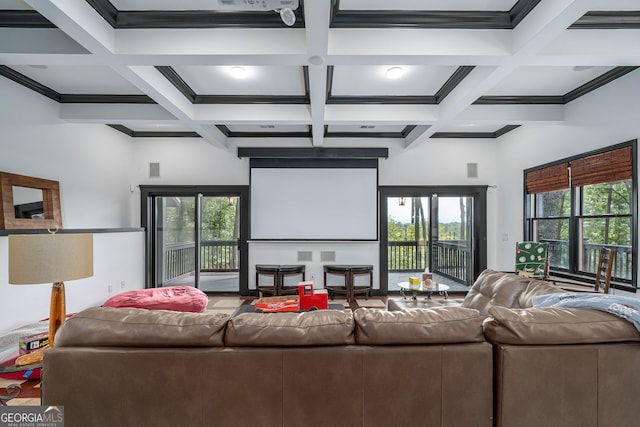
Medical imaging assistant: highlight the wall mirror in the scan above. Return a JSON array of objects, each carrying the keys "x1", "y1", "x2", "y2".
[{"x1": 0, "y1": 172, "x2": 62, "y2": 230}]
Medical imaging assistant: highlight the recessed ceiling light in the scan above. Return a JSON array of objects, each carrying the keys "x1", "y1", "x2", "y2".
[
  {"x1": 230, "y1": 66, "x2": 247, "y2": 79},
  {"x1": 385, "y1": 67, "x2": 404, "y2": 80}
]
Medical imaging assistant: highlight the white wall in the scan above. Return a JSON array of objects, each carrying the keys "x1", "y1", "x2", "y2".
[
  {"x1": 0, "y1": 77, "x2": 145, "y2": 335},
  {"x1": 0, "y1": 232, "x2": 144, "y2": 334},
  {"x1": 494, "y1": 69, "x2": 640, "y2": 278},
  {"x1": 0, "y1": 77, "x2": 135, "y2": 229}
]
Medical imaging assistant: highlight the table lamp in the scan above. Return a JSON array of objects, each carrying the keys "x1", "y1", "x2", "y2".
[{"x1": 8, "y1": 231, "x2": 93, "y2": 364}]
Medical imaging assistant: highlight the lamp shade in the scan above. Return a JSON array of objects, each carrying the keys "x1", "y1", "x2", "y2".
[{"x1": 8, "y1": 233, "x2": 93, "y2": 285}]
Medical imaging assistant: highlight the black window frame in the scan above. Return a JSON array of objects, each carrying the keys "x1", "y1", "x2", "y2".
[{"x1": 524, "y1": 140, "x2": 637, "y2": 292}]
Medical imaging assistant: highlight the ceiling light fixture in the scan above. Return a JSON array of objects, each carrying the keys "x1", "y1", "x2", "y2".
[
  {"x1": 386, "y1": 67, "x2": 404, "y2": 80},
  {"x1": 230, "y1": 66, "x2": 247, "y2": 79},
  {"x1": 573, "y1": 66, "x2": 595, "y2": 72}
]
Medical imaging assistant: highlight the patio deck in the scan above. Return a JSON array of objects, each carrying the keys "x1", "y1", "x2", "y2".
[{"x1": 165, "y1": 271, "x2": 472, "y2": 295}]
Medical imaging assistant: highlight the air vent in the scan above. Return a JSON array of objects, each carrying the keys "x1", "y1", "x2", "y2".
[
  {"x1": 149, "y1": 162, "x2": 160, "y2": 178},
  {"x1": 360, "y1": 125, "x2": 375, "y2": 129},
  {"x1": 467, "y1": 163, "x2": 478, "y2": 178},
  {"x1": 297, "y1": 251, "x2": 312, "y2": 262},
  {"x1": 320, "y1": 251, "x2": 336, "y2": 262},
  {"x1": 259, "y1": 125, "x2": 276, "y2": 129}
]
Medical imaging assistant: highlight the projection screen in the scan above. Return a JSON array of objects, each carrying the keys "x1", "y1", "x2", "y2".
[{"x1": 250, "y1": 166, "x2": 378, "y2": 240}]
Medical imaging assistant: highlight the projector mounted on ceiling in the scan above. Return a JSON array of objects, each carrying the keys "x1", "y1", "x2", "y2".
[{"x1": 218, "y1": 0, "x2": 299, "y2": 26}]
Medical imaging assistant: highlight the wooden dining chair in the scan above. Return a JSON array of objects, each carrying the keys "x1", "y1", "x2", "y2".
[{"x1": 552, "y1": 247, "x2": 616, "y2": 294}]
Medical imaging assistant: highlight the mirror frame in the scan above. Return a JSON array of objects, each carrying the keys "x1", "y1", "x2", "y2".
[{"x1": 0, "y1": 172, "x2": 62, "y2": 230}]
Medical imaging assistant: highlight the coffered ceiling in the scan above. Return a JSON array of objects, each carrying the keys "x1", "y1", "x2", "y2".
[{"x1": 1, "y1": 0, "x2": 639, "y2": 150}]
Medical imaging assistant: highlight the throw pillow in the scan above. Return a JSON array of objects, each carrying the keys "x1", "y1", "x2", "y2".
[{"x1": 103, "y1": 286, "x2": 208, "y2": 313}]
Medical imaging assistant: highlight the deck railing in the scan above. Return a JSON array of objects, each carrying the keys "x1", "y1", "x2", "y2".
[
  {"x1": 389, "y1": 240, "x2": 471, "y2": 284},
  {"x1": 388, "y1": 241, "x2": 428, "y2": 272},
  {"x1": 542, "y1": 239, "x2": 632, "y2": 281},
  {"x1": 164, "y1": 240, "x2": 239, "y2": 281},
  {"x1": 433, "y1": 240, "x2": 471, "y2": 284}
]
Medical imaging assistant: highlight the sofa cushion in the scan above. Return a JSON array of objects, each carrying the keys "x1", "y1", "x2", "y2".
[
  {"x1": 516, "y1": 279, "x2": 564, "y2": 307},
  {"x1": 225, "y1": 310, "x2": 355, "y2": 346},
  {"x1": 103, "y1": 286, "x2": 209, "y2": 313},
  {"x1": 461, "y1": 269, "x2": 564, "y2": 317},
  {"x1": 55, "y1": 307, "x2": 229, "y2": 347},
  {"x1": 354, "y1": 307, "x2": 484, "y2": 345},
  {"x1": 484, "y1": 306, "x2": 640, "y2": 345}
]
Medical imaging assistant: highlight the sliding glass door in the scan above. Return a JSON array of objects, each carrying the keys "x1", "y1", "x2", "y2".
[
  {"x1": 141, "y1": 186, "x2": 249, "y2": 294},
  {"x1": 381, "y1": 186, "x2": 486, "y2": 293},
  {"x1": 432, "y1": 195, "x2": 475, "y2": 285}
]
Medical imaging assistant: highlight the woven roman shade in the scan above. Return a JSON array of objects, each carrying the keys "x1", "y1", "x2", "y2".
[
  {"x1": 526, "y1": 162, "x2": 570, "y2": 194},
  {"x1": 570, "y1": 146, "x2": 633, "y2": 187}
]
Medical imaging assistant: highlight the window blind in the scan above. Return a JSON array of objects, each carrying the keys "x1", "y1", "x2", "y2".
[
  {"x1": 570, "y1": 146, "x2": 632, "y2": 187},
  {"x1": 526, "y1": 162, "x2": 570, "y2": 194}
]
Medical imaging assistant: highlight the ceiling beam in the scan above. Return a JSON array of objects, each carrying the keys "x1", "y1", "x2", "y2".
[
  {"x1": 22, "y1": 0, "x2": 227, "y2": 149},
  {"x1": 304, "y1": 0, "x2": 331, "y2": 146},
  {"x1": 404, "y1": 0, "x2": 589, "y2": 148},
  {"x1": 59, "y1": 103, "x2": 177, "y2": 122}
]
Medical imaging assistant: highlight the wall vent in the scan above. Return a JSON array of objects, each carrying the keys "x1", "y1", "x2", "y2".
[
  {"x1": 149, "y1": 162, "x2": 160, "y2": 178},
  {"x1": 320, "y1": 251, "x2": 336, "y2": 262},
  {"x1": 297, "y1": 251, "x2": 312, "y2": 262},
  {"x1": 467, "y1": 162, "x2": 478, "y2": 178}
]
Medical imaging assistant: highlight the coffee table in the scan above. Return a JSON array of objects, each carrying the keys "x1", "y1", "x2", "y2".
[{"x1": 397, "y1": 281, "x2": 450, "y2": 301}]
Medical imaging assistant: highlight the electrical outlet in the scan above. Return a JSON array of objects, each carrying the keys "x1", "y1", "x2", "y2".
[
  {"x1": 120, "y1": 281, "x2": 126, "y2": 289},
  {"x1": 108, "y1": 283, "x2": 113, "y2": 293}
]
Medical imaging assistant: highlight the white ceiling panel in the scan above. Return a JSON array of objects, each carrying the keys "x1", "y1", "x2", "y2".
[
  {"x1": 9, "y1": 66, "x2": 145, "y2": 94},
  {"x1": 438, "y1": 124, "x2": 505, "y2": 133},
  {"x1": 110, "y1": 0, "x2": 225, "y2": 11},
  {"x1": 120, "y1": 123, "x2": 194, "y2": 132},
  {"x1": 173, "y1": 66, "x2": 306, "y2": 96},
  {"x1": 339, "y1": 0, "x2": 517, "y2": 12},
  {"x1": 328, "y1": 125, "x2": 406, "y2": 133},
  {"x1": 226, "y1": 124, "x2": 309, "y2": 133},
  {"x1": 331, "y1": 65, "x2": 459, "y2": 96}
]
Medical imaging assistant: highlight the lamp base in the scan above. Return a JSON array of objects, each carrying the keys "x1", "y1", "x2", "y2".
[
  {"x1": 49, "y1": 281, "x2": 66, "y2": 348},
  {"x1": 15, "y1": 345, "x2": 48, "y2": 366},
  {"x1": 14, "y1": 281, "x2": 66, "y2": 367}
]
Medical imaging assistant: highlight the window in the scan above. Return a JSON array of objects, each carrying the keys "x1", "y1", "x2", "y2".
[{"x1": 524, "y1": 141, "x2": 637, "y2": 291}]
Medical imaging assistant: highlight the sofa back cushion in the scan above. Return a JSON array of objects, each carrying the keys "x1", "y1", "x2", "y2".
[
  {"x1": 55, "y1": 307, "x2": 228, "y2": 347},
  {"x1": 225, "y1": 309, "x2": 355, "y2": 346},
  {"x1": 462, "y1": 269, "x2": 564, "y2": 316},
  {"x1": 354, "y1": 307, "x2": 484, "y2": 345},
  {"x1": 484, "y1": 306, "x2": 640, "y2": 345},
  {"x1": 516, "y1": 279, "x2": 564, "y2": 307}
]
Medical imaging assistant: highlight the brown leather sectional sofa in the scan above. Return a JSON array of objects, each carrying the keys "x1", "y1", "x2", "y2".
[{"x1": 42, "y1": 270, "x2": 640, "y2": 427}]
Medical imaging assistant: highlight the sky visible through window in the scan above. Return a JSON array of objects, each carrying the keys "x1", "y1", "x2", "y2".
[{"x1": 387, "y1": 197, "x2": 463, "y2": 224}]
